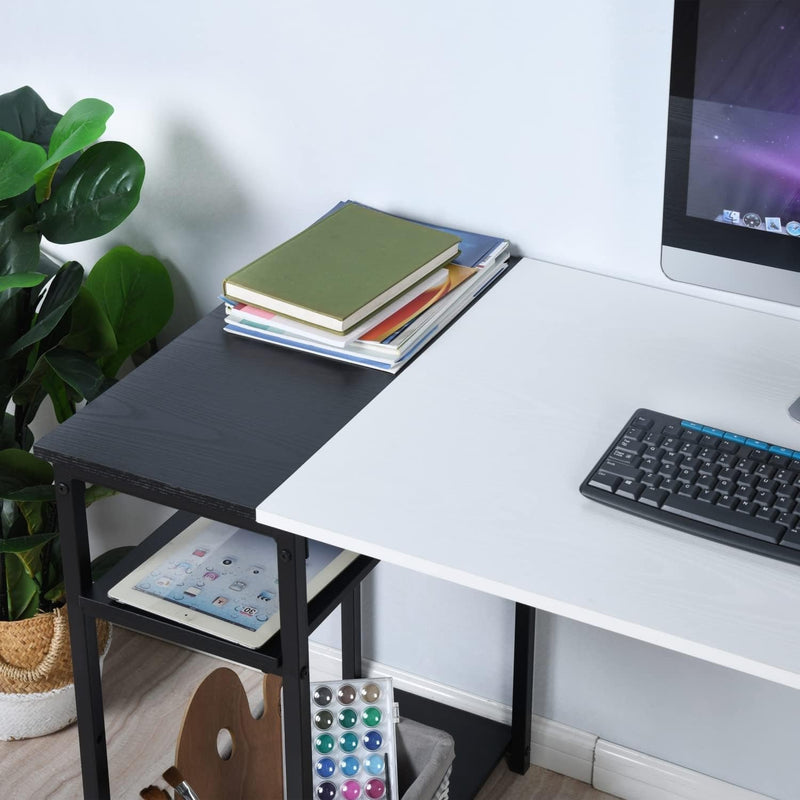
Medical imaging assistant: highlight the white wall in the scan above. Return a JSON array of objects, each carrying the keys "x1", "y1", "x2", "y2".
[{"x1": 9, "y1": 3, "x2": 800, "y2": 798}]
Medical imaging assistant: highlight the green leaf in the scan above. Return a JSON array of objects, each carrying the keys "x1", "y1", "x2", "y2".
[
  {"x1": 6, "y1": 552, "x2": 39, "y2": 619},
  {"x1": 0, "y1": 450, "x2": 53, "y2": 495},
  {"x1": 86, "y1": 246, "x2": 173, "y2": 377},
  {"x1": 47, "y1": 99, "x2": 113, "y2": 161},
  {"x1": 91, "y1": 546, "x2": 133, "y2": 580},
  {"x1": 85, "y1": 484, "x2": 116, "y2": 506},
  {"x1": 36, "y1": 141, "x2": 145, "y2": 243},
  {"x1": 41, "y1": 369, "x2": 74, "y2": 423},
  {"x1": 0, "y1": 87, "x2": 60, "y2": 149},
  {"x1": 0, "y1": 206, "x2": 41, "y2": 276},
  {"x1": 5, "y1": 485, "x2": 55, "y2": 502},
  {"x1": 34, "y1": 98, "x2": 114, "y2": 203},
  {"x1": 0, "y1": 413, "x2": 33, "y2": 451},
  {"x1": 0, "y1": 532, "x2": 57, "y2": 554},
  {"x1": 46, "y1": 347, "x2": 109, "y2": 402},
  {"x1": 0, "y1": 272, "x2": 46, "y2": 291},
  {"x1": 2, "y1": 261, "x2": 83, "y2": 359},
  {"x1": 0, "y1": 131, "x2": 47, "y2": 201},
  {"x1": 59, "y1": 286, "x2": 117, "y2": 359}
]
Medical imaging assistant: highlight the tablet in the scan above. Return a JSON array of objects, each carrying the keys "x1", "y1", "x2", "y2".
[{"x1": 107, "y1": 518, "x2": 359, "y2": 648}]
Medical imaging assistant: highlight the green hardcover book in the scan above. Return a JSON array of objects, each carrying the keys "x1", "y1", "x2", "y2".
[{"x1": 223, "y1": 203, "x2": 460, "y2": 332}]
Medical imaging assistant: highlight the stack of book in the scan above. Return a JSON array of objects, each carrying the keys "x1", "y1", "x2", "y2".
[{"x1": 221, "y1": 201, "x2": 510, "y2": 372}]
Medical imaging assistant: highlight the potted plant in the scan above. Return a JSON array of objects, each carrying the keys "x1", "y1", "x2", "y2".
[{"x1": 0, "y1": 86, "x2": 173, "y2": 738}]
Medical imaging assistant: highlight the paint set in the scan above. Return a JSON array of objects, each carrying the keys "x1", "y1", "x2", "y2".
[{"x1": 310, "y1": 677, "x2": 399, "y2": 799}]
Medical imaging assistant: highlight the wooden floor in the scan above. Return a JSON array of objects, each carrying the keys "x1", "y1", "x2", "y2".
[{"x1": 0, "y1": 629, "x2": 618, "y2": 799}]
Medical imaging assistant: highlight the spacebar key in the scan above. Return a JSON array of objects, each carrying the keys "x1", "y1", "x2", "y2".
[{"x1": 662, "y1": 495, "x2": 783, "y2": 543}]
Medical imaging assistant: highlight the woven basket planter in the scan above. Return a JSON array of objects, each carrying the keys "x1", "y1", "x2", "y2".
[{"x1": 0, "y1": 606, "x2": 111, "y2": 740}]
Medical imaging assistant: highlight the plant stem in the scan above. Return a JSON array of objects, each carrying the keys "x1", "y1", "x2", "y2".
[{"x1": 0, "y1": 553, "x2": 7, "y2": 621}]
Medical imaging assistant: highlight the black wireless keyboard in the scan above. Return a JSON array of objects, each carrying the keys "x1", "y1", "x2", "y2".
[{"x1": 580, "y1": 408, "x2": 800, "y2": 566}]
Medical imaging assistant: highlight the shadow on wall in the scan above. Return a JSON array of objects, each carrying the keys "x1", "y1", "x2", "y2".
[{"x1": 109, "y1": 117, "x2": 259, "y2": 342}]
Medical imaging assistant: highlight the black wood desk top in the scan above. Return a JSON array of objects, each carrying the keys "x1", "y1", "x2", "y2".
[{"x1": 35, "y1": 306, "x2": 393, "y2": 520}]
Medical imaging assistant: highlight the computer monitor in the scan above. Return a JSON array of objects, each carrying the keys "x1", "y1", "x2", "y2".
[{"x1": 661, "y1": 0, "x2": 800, "y2": 305}]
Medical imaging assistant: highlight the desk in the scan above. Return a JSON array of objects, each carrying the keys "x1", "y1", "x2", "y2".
[
  {"x1": 257, "y1": 258, "x2": 800, "y2": 690},
  {"x1": 34, "y1": 300, "x2": 512, "y2": 798},
  {"x1": 38, "y1": 256, "x2": 800, "y2": 798}
]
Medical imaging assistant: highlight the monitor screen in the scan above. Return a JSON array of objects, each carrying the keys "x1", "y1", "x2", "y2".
[{"x1": 662, "y1": 0, "x2": 800, "y2": 303}]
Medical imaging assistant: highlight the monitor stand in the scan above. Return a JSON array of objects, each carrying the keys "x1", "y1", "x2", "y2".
[{"x1": 789, "y1": 397, "x2": 800, "y2": 422}]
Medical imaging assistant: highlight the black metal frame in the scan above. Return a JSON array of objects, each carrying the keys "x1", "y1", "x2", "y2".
[
  {"x1": 53, "y1": 464, "x2": 385, "y2": 799},
  {"x1": 55, "y1": 465, "x2": 536, "y2": 798}
]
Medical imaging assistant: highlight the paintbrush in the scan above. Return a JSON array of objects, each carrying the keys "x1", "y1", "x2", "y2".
[
  {"x1": 163, "y1": 766, "x2": 201, "y2": 800},
  {"x1": 139, "y1": 787, "x2": 171, "y2": 800}
]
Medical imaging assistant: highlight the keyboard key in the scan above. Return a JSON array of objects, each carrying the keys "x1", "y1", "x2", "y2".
[
  {"x1": 660, "y1": 478, "x2": 680, "y2": 493},
  {"x1": 776, "y1": 483, "x2": 799, "y2": 500},
  {"x1": 588, "y1": 472, "x2": 621, "y2": 493},
  {"x1": 617, "y1": 480, "x2": 644, "y2": 501},
  {"x1": 695, "y1": 474, "x2": 716, "y2": 491},
  {"x1": 714, "y1": 479, "x2": 735, "y2": 495},
  {"x1": 717, "y1": 495, "x2": 738, "y2": 510},
  {"x1": 717, "y1": 440, "x2": 741, "y2": 454},
  {"x1": 723, "y1": 432, "x2": 746, "y2": 444},
  {"x1": 677, "y1": 484, "x2": 700, "y2": 499},
  {"x1": 609, "y1": 449, "x2": 640, "y2": 466},
  {"x1": 702, "y1": 426, "x2": 724, "y2": 438},
  {"x1": 623, "y1": 427, "x2": 645, "y2": 440},
  {"x1": 780, "y1": 528, "x2": 800, "y2": 550},
  {"x1": 777, "y1": 512, "x2": 798, "y2": 529},
  {"x1": 755, "y1": 490, "x2": 776, "y2": 507},
  {"x1": 600, "y1": 460, "x2": 644, "y2": 482},
  {"x1": 644, "y1": 446, "x2": 665, "y2": 460},
  {"x1": 681, "y1": 420, "x2": 704, "y2": 432},
  {"x1": 663, "y1": 495, "x2": 783, "y2": 543},
  {"x1": 774, "y1": 496, "x2": 796, "y2": 513},
  {"x1": 768, "y1": 454, "x2": 790, "y2": 468},
  {"x1": 618, "y1": 437, "x2": 646, "y2": 455},
  {"x1": 639, "y1": 488, "x2": 668, "y2": 507},
  {"x1": 718, "y1": 467, "x2": 740, "y2": 482}
]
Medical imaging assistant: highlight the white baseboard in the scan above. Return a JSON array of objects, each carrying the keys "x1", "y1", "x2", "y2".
[
  {"x1": 308, "y1": 642, "x2": 775, "y2": 800},
  {"x1": 592, "y1": 741, "x2": 774, "y2": 800}
]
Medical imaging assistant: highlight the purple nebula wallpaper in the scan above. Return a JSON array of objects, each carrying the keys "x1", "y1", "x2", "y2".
[{"x1": 686, "y1": 1, "x2": 800, "y2": 233}]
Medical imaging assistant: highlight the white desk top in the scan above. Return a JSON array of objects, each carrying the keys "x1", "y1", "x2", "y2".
[{"x1": 258, "y1": 259, "x2": 800, "y2": 689}]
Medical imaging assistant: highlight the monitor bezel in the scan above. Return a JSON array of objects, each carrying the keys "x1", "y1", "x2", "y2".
[{"x1": 661, "y1": 0, "x2": 800, "y2": 293}]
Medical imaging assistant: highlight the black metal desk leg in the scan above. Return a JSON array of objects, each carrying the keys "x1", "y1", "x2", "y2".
[
  {"x1": 341, "y1": 584, "x2": 363, "y2": 679},
  {"x1": 508, "y1": 603, "x2": 536, "y2": 774},
  {"x1": 275, "y1": 531, "x2": 313, "y2": 799},
  {"x1": 54, "y1": 468, "x2": 110, "y2": 800}
]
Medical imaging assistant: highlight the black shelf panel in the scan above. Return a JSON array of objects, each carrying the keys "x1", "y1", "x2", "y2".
[
  {"x1": 86, "y1": 510, "x2": 379, "y2": 673},
  {"x1": 397, "y1": 690, "x2": 511, "y2": 798}
]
